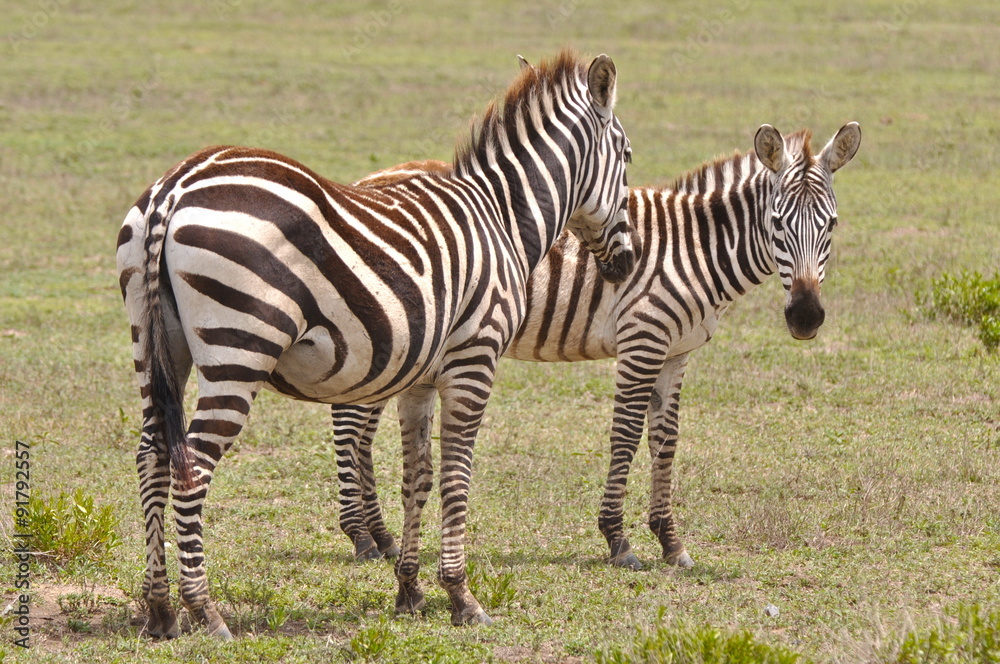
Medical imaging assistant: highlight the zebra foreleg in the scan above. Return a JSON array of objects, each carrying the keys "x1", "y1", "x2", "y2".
[
  {"x1": 334, "y1": 404, "x2": 388, "y2": 561},
  {"x1": 137, "y1": 428, "x2": 177, "y2": 639},
  {"x1": 646, "y1": 354, "x2": 694, "y2": 568},
  {"x1": 436, "y1": 382, "x2": 492, "y2": 626},
  {"x1": 598, "y1": 352, "x2": 664, "y2": 571},
  {"x1": 393, "y1": 386, "x2": 436, "y2": 615}
]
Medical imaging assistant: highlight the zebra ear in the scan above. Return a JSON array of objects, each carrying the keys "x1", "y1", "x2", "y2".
[
  {"x1": 517, "y1": 54, "x2": 532, "y2": 72},
  {"x1": 587, "y1": 54, "x2": 617, "y2": 115},
  {"x1": 754, "y1": 125, "x2": 785, "y2": 173},
  {"x1": 820, "y1": 121, "x2": 862, "y2": 173}
]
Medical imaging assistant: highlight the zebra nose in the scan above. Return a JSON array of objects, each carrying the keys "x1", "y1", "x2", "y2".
[
  {"x1": 597, "y1": 246, "x2": 636, "y2": 284},
  {"x1": 785, "y1": 278, "x2": 825, "y2": 340}
]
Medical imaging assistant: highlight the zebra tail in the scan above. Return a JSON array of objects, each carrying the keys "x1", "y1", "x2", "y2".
[{"x1": 141, "y1": 196, "x2": 192, "y2": 486}]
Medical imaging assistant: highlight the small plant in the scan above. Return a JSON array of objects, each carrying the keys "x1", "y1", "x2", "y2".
[
  {"x1": 921, "y1": 271, "x2": 1000, "y2": 351},
  {"x1": 266, "y1": 605, "x2": 290, "y2": 632},
  {"x1": 596, "y1": 608, "x2": 805, "y2": 664},
  {"x1": 466, "y1": 560, "x2": 517, "y2": 611},
  {"x1": 887, "y1": 604, "x2": 1000, "y2": 664},
  {"x1": 26, "y1": 489, "x2": 122, "y2": 567},
  {"x1": 215, "y1": 573, "x2": 277, "y2": 634},
  {"x1": 58, "y1": 591, "x2": 100, "y2": 618},
  {"x1": 348, "y1": 618, "x2": 394, "y2": 661},
  {"x1": 67, "y1": 618, "x2": 93, "y2": 633}
]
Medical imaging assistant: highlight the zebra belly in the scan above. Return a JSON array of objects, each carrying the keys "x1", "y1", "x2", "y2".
[
  {"x1": 666, "y1": 304, "x2": 731, "y2": 357},
  {"x1": 266, "y1": 327, "x2": 429, "y2": 404}
]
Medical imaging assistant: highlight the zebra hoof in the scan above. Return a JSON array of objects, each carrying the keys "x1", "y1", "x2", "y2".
[
  {"x1": 395, "y1": 584, "x2": 426, "y2": 614},
  {"x1": 209, "y1": 622, "x2": 234, "y2": 640},
  {"x1": 144, "y1": 600, "x2": 179, "y2": 639},
  {"x1": 373, "y1": 532, "x2": 400, "y2": 559},
  {"x1": 353, "y1": 533, "x2": 382, "y2": 562},
  {"x1": 611, "y1": 551, "x2": 643, "y2": 571},
  {"x1": 452, "y1": 606, "x2": 493, "y2": 627},
  {"x1": 608, "y1": 540, "x2": 643, "y2": 571},
  {"x1": 667, "y1": 550, "x2": 694, "y2": 569},
  {"x1": 190, "y1": 603, "x2": 233, "y2": 640}
]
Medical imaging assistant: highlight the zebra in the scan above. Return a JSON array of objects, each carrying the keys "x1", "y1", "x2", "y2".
[
  {"x1": 116, "y1": 49, "x2": 636, "y2": 637},
  {"x1": 334, "y1": 121, "x2": 862, "y2": 571}
]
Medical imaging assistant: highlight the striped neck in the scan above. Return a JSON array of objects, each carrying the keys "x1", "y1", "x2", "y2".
[{"x1": 452, "y1": 54, "x2": 596, "y2": 277}]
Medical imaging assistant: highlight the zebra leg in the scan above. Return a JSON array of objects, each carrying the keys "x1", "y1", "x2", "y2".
[
  {"x1": 335, "y1": 404, "x2": 386, "y2": 561},
  {"x1": 172, "y1": 377, "x2": 264, "y2": 640},
  {"x1": 357, "y1": 407, "x2": 399, "y2": 558},
  {"x1": 646, "y1": 354, "x2": 694, "y2": 568},
  {"x1": 134, "y1": 318, "x2": 192, "y2": 639},
  {"x1": 436, "y1": 382, "x2": 492, "y2": 626},
  {"x1": 393, "y1": 386, "x2": 436, "y2": 615},
  {"x1": 137, "y1": 422, "x2": 178, "y2": 638},
  {"x1": 598, "y1": 351, "x2": 665, "y2": 571}
]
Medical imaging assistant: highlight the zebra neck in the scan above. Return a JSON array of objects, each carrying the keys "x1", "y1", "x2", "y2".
[
  {"x1": 744, "y1": 172, "x2": 778, "y2": 285},
  {"x1": 471, "y1": 150, "x2": 575, "y2": 279},
  {"x1": 678, "y1": 170, "x2": 777, "y2": 303}
]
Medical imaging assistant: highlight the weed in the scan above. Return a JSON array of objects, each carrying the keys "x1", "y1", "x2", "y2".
[
  {"x1": 466, "y1": 560, "x2": 517, "y2": 611},
  {"x1": 348, "y1": 617, "x2": 394, "y2": 661},
  {"x1": 596, "y1": 608, "x2": 806, "y2": 664},
  {"x1": 58, "y1": 591, "x2": 100, "y2": 618},
  {"x1": 920, "y1": 271, "x2": 1000, "y2": 351},
  {"x1": 26, "y1": 489, "x2": 122, "y2": 568},
  {"x1": 266, "y1": 605, "x2": 290, "y2": 632},
  {"x1": 884, "y1": 604, "x2": 1000, "y2": 664},
  {"x1": 67, "y1": 618, "x2": 93, "y2": 633},
  {"x1": 215, "y1": 573, "x2": 277, "y2": 634}
]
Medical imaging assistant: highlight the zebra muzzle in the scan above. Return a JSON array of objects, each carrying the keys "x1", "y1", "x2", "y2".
[
  {"x1": 785, "y1": 278, "x2": 825, "y2": 340},
  {"x1": 597, "y1": 247, "x2": 636, "y2": 284}
]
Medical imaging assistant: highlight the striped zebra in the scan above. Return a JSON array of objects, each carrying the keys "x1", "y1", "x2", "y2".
[
  {"x1": 335, "y1": 121, "x2": 862, "y2": 571},
  {"x1": 116, "y1": 50, "x2": 636, "y2": 637}
]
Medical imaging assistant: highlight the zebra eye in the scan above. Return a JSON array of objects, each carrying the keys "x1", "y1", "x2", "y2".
[
  {"x1": 772, "y1": 216, "x2": 784, "y2": 232},
  {"x1": 828, "y1": 216, "x2": 838, "y2": 231}
]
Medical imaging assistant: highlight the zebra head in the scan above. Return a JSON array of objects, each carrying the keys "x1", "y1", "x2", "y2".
[
  {"x1": 564, "y1": 55, "x2": 636, "y2": 284},
  {"x1": 755, "y1": 122, "x2": 862, "y2": 340}
]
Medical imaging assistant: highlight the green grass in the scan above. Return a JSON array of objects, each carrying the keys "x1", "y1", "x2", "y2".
[{"x1": 1, "y1": 0, "x2": 999, "y2": 662}]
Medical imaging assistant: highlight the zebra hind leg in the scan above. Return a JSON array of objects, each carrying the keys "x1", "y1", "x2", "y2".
[
  {"x1": 137, "y1": 427, "x2": 178, "y2": 638},
  {"x1": 393, "y1": 386, "x2": 436, "y2": 615},
  {"x1": 334, "y1": 405, "x2": 384, "y2": 561},
  {"x1": 134, "y1": 318, "x2": 192, "y2": 638},
  {"x1": 172, "y1": 377, "x2": 267, "y2": 640},
  {"x1": 357, "y1": 406, "x2": 399, "y2": 558}
]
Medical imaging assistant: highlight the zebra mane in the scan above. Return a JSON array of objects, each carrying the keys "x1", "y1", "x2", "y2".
[
  {"x1": 453, "y1": 48, "x2": 586, "y2": 176},
  {"x1": 669, "y1": 129, "x2": 815, "y2": 195}
]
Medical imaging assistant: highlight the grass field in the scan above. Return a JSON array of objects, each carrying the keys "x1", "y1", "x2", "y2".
[{"x1": 1, "y1": 1, "x2": 999, "y2": 662}]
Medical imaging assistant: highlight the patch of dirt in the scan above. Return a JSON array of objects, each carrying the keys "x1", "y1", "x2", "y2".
[
  {"x1": 3, "y1": 582, "x2": 140, "y2": 652},
  {"x1": 494, "y1": 642, "x2": 585, "y2": 663}
]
